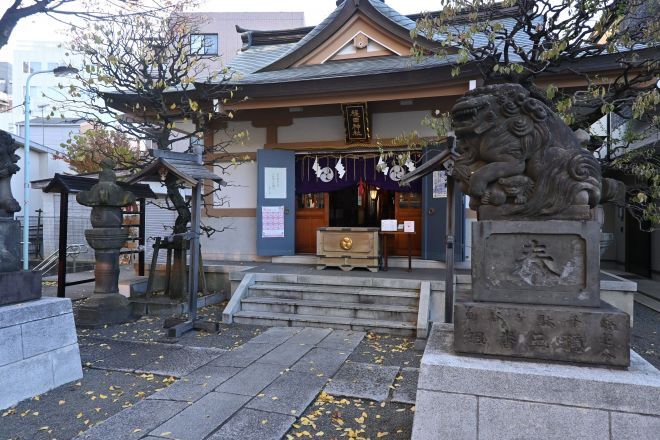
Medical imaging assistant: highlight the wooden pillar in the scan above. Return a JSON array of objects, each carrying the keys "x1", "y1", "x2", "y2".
[
  {"x1": 57, "y1": 192, "x2": 69, "y2": 298},
  {"x1": 445, "y1": 176, "x2": 455, "y2": 323},
  {"x1": 138, "y1": 198, "x2": 146, "y2": 276}
]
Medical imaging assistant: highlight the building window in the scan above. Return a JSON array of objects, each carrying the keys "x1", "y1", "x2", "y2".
[
  {"x1": 47, "y1": 62, "x2": 59, "y2": 71},
  {"x1": 191, "y1": 34, "x2": 218, "y2": 56},
  {"x1": 30, "y1": 61, "x2": 41, "y2": 73}
]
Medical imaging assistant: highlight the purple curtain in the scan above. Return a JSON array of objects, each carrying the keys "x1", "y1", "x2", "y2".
[{"x1": 295, "y1": 155, "x2": 422, "y2": 194}]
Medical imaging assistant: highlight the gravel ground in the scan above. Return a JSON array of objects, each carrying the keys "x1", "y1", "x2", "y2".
[
  {"x1": 347, "y1": 332, "x2": 423, "y2": 368},
  {"x1": 632, "y1": 304, "x2": 659, "y2": 369},
  {"x1": 286, "y1": 393, "x2": 415, "y2": 440},
  {"x1": 0, "y1": 368, "x2": 170, "y2": 440},
  {"x1": 76, "y1": 303, "x2": 267, "y2": 349}
]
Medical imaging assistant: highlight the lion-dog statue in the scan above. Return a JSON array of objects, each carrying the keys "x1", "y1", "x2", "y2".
[{"x1": 451, "y1": 84, "x2": 618, "y2": 219}]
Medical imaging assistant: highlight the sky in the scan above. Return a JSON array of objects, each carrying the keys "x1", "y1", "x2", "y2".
[{"x1": 0, "y1": 0, "x2": 442, "y2": 62}]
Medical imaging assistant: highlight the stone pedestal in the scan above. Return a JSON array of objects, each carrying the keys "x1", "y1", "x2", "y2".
[
  {"x1": 412, "y1": 324, "x2": 660, "y2": 440},
  {"x1": 455, "y1": 220, "x2": 630, "y2": 367},
  {"x1": 0, "y1": 270, "x2": 42, "y2": 306},
  {"x1": 0, "y1": 297, "x2": 83, "y2": 410},
  {"x1": 76, "y1": 228, "x2": 134, "y2": 327}
]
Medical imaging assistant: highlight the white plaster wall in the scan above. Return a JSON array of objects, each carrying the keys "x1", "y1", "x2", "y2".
[
  {"x1": 372, "y1": 110, "x2": 436, "y2": 139},
  {"x1": 279, "y1": 116, "x2": 344, "y2": 143},
  {"x1": 201, "y1": 217, "x2": 259, "y2": 261},
  {"x1": 213, "y1": 162, "x2": 257, "y2": 209},
  {"x1": 202, "y1": 121, "x2": 263, "y2": 260}
]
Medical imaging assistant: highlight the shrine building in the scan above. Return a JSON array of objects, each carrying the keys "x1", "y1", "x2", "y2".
[{"x1": 192, "y1": 0, "x2": 621, "y2": 266}]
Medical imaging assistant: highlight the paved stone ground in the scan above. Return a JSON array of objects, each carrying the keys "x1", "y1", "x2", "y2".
[
  {"x1": 74, "y1": 327, "x2": 371, "y2": 440},
  {"x1": 0, "y1": 368, "x2": 170, "y2": 440}
]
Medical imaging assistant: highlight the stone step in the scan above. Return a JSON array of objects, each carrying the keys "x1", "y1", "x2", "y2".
[
  {"x1": 248, "y1": 283, "x2": 419, "y2": 306},
  {"x1": 234, "y1": 272, "x2": 442, "y2": 290},
  {"x1": 233, "y1": 310, "x2": 416, "y2": 337},
  {"x1": 241, "y1": 297, "x2": 418, "y2": 321}
]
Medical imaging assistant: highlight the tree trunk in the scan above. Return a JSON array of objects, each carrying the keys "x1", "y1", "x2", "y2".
[{"x1": 165, "y1": 174, "x2": 191, "y2": 300}]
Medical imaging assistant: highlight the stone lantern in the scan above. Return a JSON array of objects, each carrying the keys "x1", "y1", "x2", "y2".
[{"x1": 76, "y1": 158, "x2": 136, "y2": 326}]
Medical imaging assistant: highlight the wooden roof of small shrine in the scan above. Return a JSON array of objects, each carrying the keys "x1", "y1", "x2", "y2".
[
  {"x1": 125, "y1": 149, "x2": 225, "y2": 187},
  {"x1": 37, "y1": 173, "x2": 156, "y2": 198}
]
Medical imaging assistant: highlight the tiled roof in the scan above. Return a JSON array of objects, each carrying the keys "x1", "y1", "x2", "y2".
[
  {"x1": 369, "y1": 0, "x2": 417, "y2": 31},
  {"x1": 228, "y1": 55, "x2": 455, "y2": 85}
]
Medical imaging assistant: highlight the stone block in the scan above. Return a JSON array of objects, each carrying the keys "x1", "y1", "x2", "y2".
[
  {"x1": 257, "y1": 342, "x2": 313, "y2": 367},
  {"x1": 248, "y1": 326, "x2": 302, "y2": 345},
  {"x1": 0, "y1": 325, "x2": 22, "y2": 367},
  {"x1": 392, "y1": 367, "x2": 419, "y2": 404},
  {"x1": 135, "y1": 346, "x2": 224, "y2": 378},
  {"x1": 21, "y1": 312, "x2": 78, "y2": 358},
  {"x1": 471, "y1": 220, "x2": 600, "y2": 307},
  {"x1": 418, "y1": 324, "x2": 660, "y2": 417},
  {"x1": 215, "y1": 362, "x2": 284, "y2": 396},
  {"x1": 478, "y1": 397, "x2": 609, "y2": 440},
  {"x1": 454, "y1": 300, "x2": 630, "y2": 367},
  {"x1": 51, "y1": 343, "x2": 83, "y2": 385},
  {"x1": 286, "y1": 327, "x2": 333, "y2": 345},
  {"x1": 411, "y1": 390, "x2": 477, "y2": 440},
  {"x1": 246, "y1": 371, "x2": 327, "y2": 416},
  {"x1": 611, "y1": 412, "x2": 660, "y2": 440},
  {"x1": 0, "y1": 352, "x2": 53, "y2": 410},
  {"x1": 148, "y1": 366, "x2": 242, "y2": 402},
  {"x1": 74, "y1": 399, "x2": 188, "y2": 440},
  {"x1": 210, "y1": 342, "x2": 276, "y2": 368},
  {"x1": 0, "y1": 297, "x2": 71, "y2": 328},
  {"x1": 150, "y1": 392, "x2": 250, "y2": 440},
  {"x1": 324, "y1": 362, "x2": 399, "y2": 401},
  {"x1": 291, "y1": 347, "x2": 350, "y2": 377},
  {"x1": 208, "y1": 408, "x2": 296, "y2": 440},
  {"x1": 0, "y1": 270, "x2": 42, "y2": 306},
  {"x1": 316, "y1": 330, "x2": 365, "y2": 351}
]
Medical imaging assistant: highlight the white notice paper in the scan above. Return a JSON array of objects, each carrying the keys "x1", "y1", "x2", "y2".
[
  {"x1": 433, "y1": 170, "x2": 447, "y2": 198},
  {"x1": 264, "y1": 167, "x2": 287, "y2": 199},
  {"x1": 262, "y1": 206, "x2": 285, "y2": 238}
]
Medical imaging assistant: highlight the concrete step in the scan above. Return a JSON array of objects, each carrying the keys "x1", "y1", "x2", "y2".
[
  {"x1": 241, "y1": 297, "x2": 418, "y2": 321},
  {"x1": 248, "y1": 283, "x2": 419, "y2": 306},
  {"x1": 233, "y1": 310, "x2": 416, "y2": 337}
]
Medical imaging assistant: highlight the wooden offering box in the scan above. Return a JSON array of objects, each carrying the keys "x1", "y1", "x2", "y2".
[{"x1": 317, "y1": 227, "x2": 379, "y2": 272}]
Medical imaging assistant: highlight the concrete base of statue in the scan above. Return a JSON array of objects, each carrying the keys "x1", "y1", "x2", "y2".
[
  {"x1": 412, "y1": 324, "x2": 660, "y2": 440},
  {"x1": 0, "y1": 297, "x2": 82, "y2": 410},
  {"x1": 76, "y1": 292, "x2": 136, "y2": 327}
]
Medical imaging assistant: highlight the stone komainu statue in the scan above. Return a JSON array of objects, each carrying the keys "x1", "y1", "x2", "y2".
[
  {"x1": 0, "y1": 130, "x2": 21, "y2": 218},
  {"x1": 451, "y1": 84, "x2": 615, "y2": 219}
]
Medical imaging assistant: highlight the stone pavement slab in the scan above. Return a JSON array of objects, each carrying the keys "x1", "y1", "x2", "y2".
[
  {"x1": 392, "y1": 367, "x2": 419, "y2": 404},
  {"x1": 246, "y1": 371, "x2": 327, "y2": 417},
  {"x1": 74, "y1": 399, "x2": 188, "y2": 440},
  {"x1": 249, "y1": 327, "x2": 302, "y2": 345},
  {"x1": 208, "y1": 408, "x2": 296, "y2": 440},
  {"x1": 215, "y1": 362, "x2": 284, "y2": 396},
  {"x1": 91, "y1": 341, "x2": 184, "y2": 373},
  {"x1": 136, "y1": 346, "x2": 225, "y2": 377},
  {"x1": 149, "y1": 392, "x2": 250, "y2": 440},
  {"x1": 325, "y1": 362, "x2": 400, "y2": 401},
  {"x1": 286, "y1": 327, "x2": 333, "y2": 345},
  {"x1": 257, "y1": 341, "x2": 313, "y2": 367},
  {"x1": 210, "y1": 342, "x2": 276, "y2": 368},
  {"x1": 291, "y1": 347, "x2": 351, "y2": 377},
  {"x1": 316, "y1": 330, "x2": 365, "y2": 351},
  {"x1": 147, "y1": 366, "x2": 242, "y2": 403}
]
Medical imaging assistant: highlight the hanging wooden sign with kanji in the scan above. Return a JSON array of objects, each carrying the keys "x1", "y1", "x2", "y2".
[{"x1": 342, "y1": 103, "x2": 370, "y2": 143}]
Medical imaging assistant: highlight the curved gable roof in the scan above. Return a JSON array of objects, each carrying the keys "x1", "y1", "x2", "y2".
[{"x1": 257, "y1": 0, "x2": 440, "y2": 73}]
